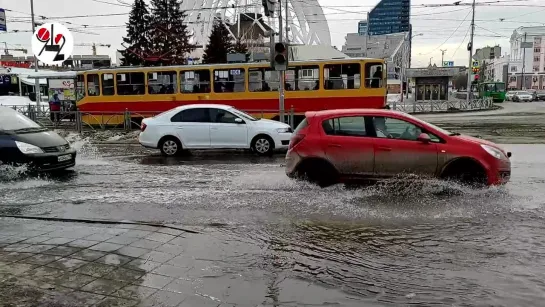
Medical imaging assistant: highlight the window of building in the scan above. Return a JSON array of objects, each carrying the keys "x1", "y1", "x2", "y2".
[
  {"x1": 285, "y1": 65, "x2": 320, "y2": 91},
  {"x1": 180, "y1": 70, "x2": 211, "y2": 93},
  {"x1": 171, "y1": 108, "x2": 210, "y2": 122},
  {"x1": 116, "y1": 72, "x2": 145, "y2": 95},
  {"x1": 535, "y1": 48, "x2": 541, "y2": 53},
  {"x1": 534, "y1": 66, "x2": 539, "y2": 72},
  {"x1": 76, "y1": 74, "x2": 85, "y2": 101},
  {"x1": 322, "y1": 116, "x2": 367, "y2": 137},
  {"x1": 102, "y1": 73, "x2": 115, "y2": 96},
  {"x1": 248, "y1": 67, "x2": 280, "y2": 92},
  {"x1": 148, "y1": 71, "x2": 177, "y2": 94},
  {"x1": 86, "y1": 74, "x2": 100, "y2": 96},
  {"x1": 534, "y1": 57, "x2": 540, "y2": 62},
  {"x1": 511, "y1": 66, "x2": 517, "y2": 72},
  {"x1": 323, "y1": 63, "x2": 361, "y2": 90},
  {"x1": 213, "y1": 69, "x2": 245, "y2": 93},
  {"x1": 365, "y1": 62, "x2": 384, "y2": 88}
]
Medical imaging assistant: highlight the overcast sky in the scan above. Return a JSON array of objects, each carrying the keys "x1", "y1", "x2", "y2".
[{"x1": 1, "y1": 0, "x2": 544, "y2": 66}]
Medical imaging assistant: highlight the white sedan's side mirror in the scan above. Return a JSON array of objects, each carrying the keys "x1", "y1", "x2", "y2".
[{"x1": 234, "y1": 118, "x2": 244, "y2": 124}]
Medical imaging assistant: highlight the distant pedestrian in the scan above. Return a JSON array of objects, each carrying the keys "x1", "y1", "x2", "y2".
[{"x1": 49, "y1": 93, "x2": 61, "y2": 122}]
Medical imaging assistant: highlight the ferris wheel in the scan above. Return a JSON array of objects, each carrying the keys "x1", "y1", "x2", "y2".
[{"x1": 180, "y1": 0, "x2": 332, "y2": 50}]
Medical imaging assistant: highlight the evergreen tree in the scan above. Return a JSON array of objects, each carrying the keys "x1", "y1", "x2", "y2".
[
  {"x1": 202, "y1": 20, "x2": 234, "y2": 64},
  {"x1": 119, "y1": 0, "x2": 150, "y2": 66},
  {"x1": 148, "y1": 0, "x2": 195, "y2": 65},
  {"x1": 233, "y1": 37, "x2": 248, "y2": 54}
]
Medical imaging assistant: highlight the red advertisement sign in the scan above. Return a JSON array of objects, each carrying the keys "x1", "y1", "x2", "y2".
[{"x1": 0, "y1": 61, "x2": 33, "y2": 68}]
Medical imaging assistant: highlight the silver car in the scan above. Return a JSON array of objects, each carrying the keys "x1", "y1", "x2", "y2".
[
  {"x1": 505, "y1": 91, "x2": 517, "y2": 101},
  {"x1": 512, "y1": 91, "x2": 533, "y2": 102}
]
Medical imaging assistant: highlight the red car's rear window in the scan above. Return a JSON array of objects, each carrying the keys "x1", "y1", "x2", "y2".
[{"x1": 294, "y1": 118, "x2": 308, "y2": 134}]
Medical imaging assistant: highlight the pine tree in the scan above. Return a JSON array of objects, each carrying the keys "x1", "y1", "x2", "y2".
[
  {"x1": 202, "y1": 20, "x2": 234, "y2": 64},
  {"x1": 148, "y1": 0, "x2": 195, "y2": 65},
  {"x1": 119, "y1": 0, "x2": 150, "y2": 66},
  {"x1": 233, "y1": 37, "x2": 248, "y2": 54}
]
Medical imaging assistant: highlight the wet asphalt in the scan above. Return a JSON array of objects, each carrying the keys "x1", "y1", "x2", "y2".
[{"x1": 2, "y1": 102, "x2": 545, "y2": 306}]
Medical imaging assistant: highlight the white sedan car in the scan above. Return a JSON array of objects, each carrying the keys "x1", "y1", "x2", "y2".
[{"x1": 138, "y1": 104, "x2": 293, "y2": 156}]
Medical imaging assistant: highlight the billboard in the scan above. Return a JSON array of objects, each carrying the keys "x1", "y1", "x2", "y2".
[{"x1": 443, "y1": 61, "x2": 454, "y2": 67}]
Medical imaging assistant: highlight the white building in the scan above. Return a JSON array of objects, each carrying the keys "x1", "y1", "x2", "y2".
[
  {"x1": 508, "y1": 26, "x2": 545, "y2": 89},
  {"x1": 341, "y1": 31, "x2": 410, "y2": 93}
]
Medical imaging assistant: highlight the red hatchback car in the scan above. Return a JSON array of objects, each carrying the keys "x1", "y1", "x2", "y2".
[{"x1": 285, "y1": 109, "x2": 511, "y2": 187}]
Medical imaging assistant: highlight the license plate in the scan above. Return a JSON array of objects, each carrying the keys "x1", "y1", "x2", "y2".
[{"x1": 58, "y1": 154, "x2": 72, "y2": 162}]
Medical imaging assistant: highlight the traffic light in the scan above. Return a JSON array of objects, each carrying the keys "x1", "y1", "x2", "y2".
[
  {"x1": 272, "y1": 42, "x2": 288, "y2": 71},
  {"x1": 262, "y1": 0, "x2": 277, "y2": 17},
  {"x1": 472, "y1": 67, "x2": 480, "y2": 74}
]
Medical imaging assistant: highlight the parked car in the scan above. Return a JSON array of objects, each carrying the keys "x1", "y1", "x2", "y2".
[
  {"x1": 505, "y1": 91, "x2": 517, "y2": 101},
  {"x1": 285, "y1": 109, "x2": 511, "y2": 187},
  {"x1": 139, "y1": 104, "x2": 293, "y2": 156},
  {"x1": 512, "y1": 91, "x2": 533, "y2": 102},
  {"x1": 536, "y1": 90, "x2": 545, "y2": 101},
  {"x1": 0, "y1": 106, "x2": 76, "y2": 172},
  {"x1": 527, "y1": 89, "x2": 538, "y2": 101}
]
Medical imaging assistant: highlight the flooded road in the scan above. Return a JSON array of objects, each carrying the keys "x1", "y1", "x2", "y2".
[{"x1": 2, "y1": 104, "x2": 545, "y2": 306}]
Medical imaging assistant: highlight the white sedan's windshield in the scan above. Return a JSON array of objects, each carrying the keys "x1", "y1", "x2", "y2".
[{"x1": 518, "y1": 92, "x2": 531, "y2": 95}]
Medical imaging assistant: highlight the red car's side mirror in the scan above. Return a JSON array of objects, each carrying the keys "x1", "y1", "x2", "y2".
[{"x1": 417, "y1": 133, "x2": 431, "y2": 143}]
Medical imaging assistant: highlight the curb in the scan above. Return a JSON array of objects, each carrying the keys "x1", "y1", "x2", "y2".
[{"x1": 0, "y1": 215, "x2": 200, "y2": 234}]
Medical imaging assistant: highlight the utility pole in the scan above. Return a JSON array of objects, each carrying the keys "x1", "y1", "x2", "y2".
[
  {"x1": 466, "y1": 0, "x2": 476, "y2": 103},
  {"x1": 285, "y1": 0, "x2": 289, "y2": 43},
  {"x1": 277, "y1": 0, "x2": 285, "y2": 123},
  {"x1": 440, "y1": 49, "x2": 447, "y2": 66},
  {"x1": 429, "y1": 57, "x2": 433, "y2": 65},
  {"x1": 521, "y1": 32, "x2": 527, "y2": 90},
  {"x1": 30, "y1": 0, "x2": 41, "y2": 109}
]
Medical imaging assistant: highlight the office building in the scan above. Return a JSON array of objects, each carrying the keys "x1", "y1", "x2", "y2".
[{"x1": 367, "y1": 0, "x2": 410, "y2": 36}]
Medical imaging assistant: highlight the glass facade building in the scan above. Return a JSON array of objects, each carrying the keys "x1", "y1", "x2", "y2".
[
  {"x1": 358, "y1": 20, "x2": 368, "y2": 36},
  {"x1": 367, "y1": 0, "x2": 410, "y2": 36}
]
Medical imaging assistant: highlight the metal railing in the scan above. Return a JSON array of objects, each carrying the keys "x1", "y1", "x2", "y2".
[
  {"x1": 5, "y1": 98, "x2": 494, "y2": 133},
  {"x1": 6, "y1": 105, "x2": 297, "y2": 132},
  {"x1": 394, "y1": 97, "x2": 494, "y2": 114}
]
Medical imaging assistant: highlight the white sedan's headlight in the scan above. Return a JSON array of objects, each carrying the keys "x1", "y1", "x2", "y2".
[
  {"x1": 276, "y1": 128, "x2": 291, "y2": 133},
  {"x1": 15, "y1": 141, "x2": 44, "y2": 154},
  {"x1": 481, "y1": 144, "x2": 502, "y2": 159}
]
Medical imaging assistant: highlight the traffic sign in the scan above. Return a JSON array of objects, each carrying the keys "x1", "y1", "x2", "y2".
[
  {"x1": 472, "y1": 60, "x2": 479, "y2": 68},
  {"x1": 443, "y1": 61, "x2": 454, "y2": 67}
]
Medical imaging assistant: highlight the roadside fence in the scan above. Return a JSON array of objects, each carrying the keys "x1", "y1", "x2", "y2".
[{"x1": 6, "y1": 98, "x2": 494, "y2": 133}]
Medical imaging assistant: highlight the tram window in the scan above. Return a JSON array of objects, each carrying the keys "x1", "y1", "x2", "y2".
[
  {"x1": 248, "y1": 68, "x2": 280, "y2": 92},
  {"x1": 365, "y1": 63, "x2": 384, "y2": 88},
  {"x1": 116, "y1": 72, "x2": 145, "y2": 95},
  {"x1": 285, "y1": 65, "x2": 319, "y2": 91},
  {"x1": 101, "y1": 73, "x2": 115, "y2": 96},
  {"x1": 180, "y1": 70, "x2": 211, "y2": 93},
  {"x1": 148, "y1": 71, "x2": 177, "y2": 94},
  {"x1": 76, "y1": 74, "x2": 85, "y2": 101},
  {"x1": 213, "y1": 68, "x2": 245, "y2": 93},
  {"x1": 324, "y1": 63, "x2": 361, "y2": 90},
  {"x1": 87, "y1": 74, "x2": 100, "y2": 96}
]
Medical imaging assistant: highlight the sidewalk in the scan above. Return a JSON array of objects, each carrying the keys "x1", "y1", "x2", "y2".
[{"x1": 0, "y1": 217, "x2": 364, "y2": 307}]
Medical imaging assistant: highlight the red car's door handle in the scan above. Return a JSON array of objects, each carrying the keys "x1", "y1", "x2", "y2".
[
  {"x1": 377, "y1": 146, "x2": 392, "y2": 151},
  {"x1": 328, "y1": 144, "x2": 342, "y2": 148}
]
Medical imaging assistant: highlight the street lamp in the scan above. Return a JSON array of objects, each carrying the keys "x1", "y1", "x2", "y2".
[{"x1": 399, "y1": 33, "x2": 423, "y2": 107}]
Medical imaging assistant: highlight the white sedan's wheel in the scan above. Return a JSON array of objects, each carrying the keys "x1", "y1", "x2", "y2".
[
  {"x1": 160, "y1": 138, "x2": 180, "y2": 156},
  {"x1": 252, "y1": 136, "x2": 274, "y2": 156}
]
